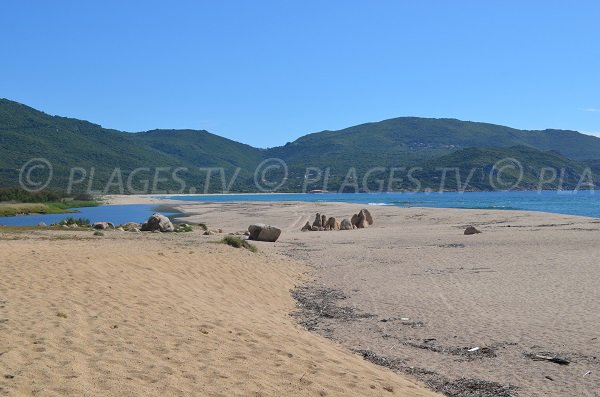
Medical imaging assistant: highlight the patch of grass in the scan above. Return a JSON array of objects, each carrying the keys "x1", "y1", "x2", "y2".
[
  {"x1": 54, "y1": 200, "x2": 99, "y2": 210},
  {"x1": 197, "y1": 223, "x2": 208, "y2": 231},
  {"x1": 220, "y1": 235, "x2": 257, "y2": 252},
  {"x1": 174, "y1": 224, "x2": 193, "y2": 233},
  {"x1": 93, "y1": 230, "x2": 104, "y2": 236},
  {"x1": 0, "y1": 200, "x2": 98, "y2": 217},
  {"x1": 0, "y1": 203, "x2": 51, "y2": 216}
]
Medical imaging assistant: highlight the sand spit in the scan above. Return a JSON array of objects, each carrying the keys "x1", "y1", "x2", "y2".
[
  {"x1": 0, "y1": 229, "x2": 437, "y2": 397},
  {"x1": 168, "y1": 201, "x2": 600, "y2": 397}
]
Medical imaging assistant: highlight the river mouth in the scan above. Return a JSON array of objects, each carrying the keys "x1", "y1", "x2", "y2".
[{"x1": 0, "y1": 204, "x2": 179, "y2": 227}]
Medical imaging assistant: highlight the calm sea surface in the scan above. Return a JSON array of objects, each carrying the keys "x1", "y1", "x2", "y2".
[
  {"x1": 2, "y1": 191, "x2": 599, "y2": 226},
  {"x1": 164, "y1": 191, "x2": 600, "y2": 217}
]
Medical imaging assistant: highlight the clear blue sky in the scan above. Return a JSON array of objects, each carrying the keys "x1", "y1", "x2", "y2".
[{"x1": 2, "y1": 0, "x2": 599, "y2": 147}]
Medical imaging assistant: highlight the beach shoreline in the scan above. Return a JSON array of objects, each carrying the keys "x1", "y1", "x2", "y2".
[
  {"x1": 166, "y1": 201, "x2": 600, "y2": 396},
  {"x1": 3, "y1": 200, "x2": 599, "y2": 396}
]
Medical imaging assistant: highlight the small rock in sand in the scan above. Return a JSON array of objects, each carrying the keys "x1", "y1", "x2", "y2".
[{"x1": 464, "y1": 225, "x2": 482, "y2": 235}]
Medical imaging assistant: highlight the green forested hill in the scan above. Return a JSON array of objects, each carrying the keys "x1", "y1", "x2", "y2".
[
  {"x1": 133, "y1": 129, "x2": 263, "y2": 170},
  {"x1": 275, "y1": 117, "x2": 600, "y2": 161},
  {"x1": 0, "y1": 99, "x2": 190, "y2": 188},
  {"x1": 418, "y1": 146, "x2": 593, "y2": 191},
  {"x1": 1, "y1": 98, "x2": 599, "y2": 193}
]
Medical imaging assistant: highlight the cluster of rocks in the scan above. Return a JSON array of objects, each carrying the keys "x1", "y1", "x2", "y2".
[
  {"x1": 120, "y1": 222, "x2": 142, "y2": 232},
  {"x1": 301, "y1": 208, "x2": 373, "y2": 232},
  {"x1": 50, "y1": 219, "x2": 93, "y2": 229},
  {"x1": 229, "y1": 230, "x2": 251, "y2": 237},
  {"x1": 203, "y1": 228, "x2": 223, "y2": 236},
  {"x1": 93, "y1": 221, "x2": 115, "y2": 230},
  {"x1": 55, "y1": 223, "x2": 92, "y2": 229},
  {"x1": 92, "y1": 213, "x2": 182, "y2": 233}
]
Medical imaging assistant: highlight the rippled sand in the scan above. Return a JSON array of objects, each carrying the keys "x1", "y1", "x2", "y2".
[{"x1": 0, "y1": 228, "x2": 437, "y2": 397}]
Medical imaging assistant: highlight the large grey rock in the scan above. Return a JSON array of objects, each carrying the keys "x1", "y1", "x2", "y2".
[
  {"x1": 340, "y1": 218, "x2": 353, "y2": 230},
  {"x1": 141, "y1": 213, "x2": 174, "y2": 232},
  {"x1": 248, "y1": 223, "x2": 282, "y2": 242},
  {"x1": 93, "y1": 222, "x2": 114, "y2": 230}
]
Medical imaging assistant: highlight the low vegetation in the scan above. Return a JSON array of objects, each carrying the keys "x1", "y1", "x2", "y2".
[
  {"x1": 0, "y1": 203, "x2": 51, "y2": 216},
  {"x1": 220, "y1": 235, "x2": 257, "y2": 252},
  {"x1": 0, "y1": 188, "x2": 99, "y2": 217},
  {"x1": 57, "y1": 216, "x2": 91, "y2": 227},
  {"x1": 174, "y1": 223, "x2": 193, "y2": 233}
]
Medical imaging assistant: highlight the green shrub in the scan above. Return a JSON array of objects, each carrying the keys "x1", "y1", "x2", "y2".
[
  {"x1": 175, "y1": 225, "x2": 193, "y2": 233},
  {"x1": 220, "y1": 236, "x2": 257, "y2": 252},
  {"x1": 0, "y1": 188, "x2": 62, "y2": 203},
  {"x1": 93, "y1": 230, "x2": 104, "y2": 236}
]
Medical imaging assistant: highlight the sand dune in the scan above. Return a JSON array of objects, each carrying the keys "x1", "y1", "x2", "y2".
[{"x1": 0, "y1": 230, "x2": 438, "y2": 396}]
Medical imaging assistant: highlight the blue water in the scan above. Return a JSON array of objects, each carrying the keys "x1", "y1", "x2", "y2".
[
  {"x1": 0, "y1": 204, "x2": 174, "y2": 227},
  {"x1": 2, "y1": 191, "x2": 599, "y2": 226},
  {"x1": 162, "y1": 191, "x2": 600, "y2": 218}
]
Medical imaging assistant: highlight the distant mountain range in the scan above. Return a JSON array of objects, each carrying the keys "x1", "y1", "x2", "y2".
[{"x1": 1, "y1": 98, "x2": 599, "y2": 193}]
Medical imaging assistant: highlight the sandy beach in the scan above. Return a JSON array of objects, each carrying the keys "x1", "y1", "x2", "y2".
[
  {"x1": 163, "y1": 200, "x2": 600, "y2": 396},
  {"x1": 0, "y1": 223, "x2": 437, "y2": 396},
  {"x1": 2, "y1": 199, "x2": 600, "y2": 396}
]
